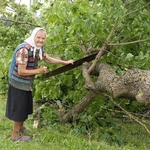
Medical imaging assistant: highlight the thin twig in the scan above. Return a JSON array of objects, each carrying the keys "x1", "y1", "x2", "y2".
[
  {"x1": 80, "y1": 36, "x2": 96, "y2": 54},
  {"x1": 108, "y1": 95, "x2": 150, "y2": 134},
  {"x1": 108, "y1": 38, "x2": 150, "y2": 46}
]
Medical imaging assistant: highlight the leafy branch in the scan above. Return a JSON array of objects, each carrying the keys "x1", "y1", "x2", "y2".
[
  {"x1": 123, "y1": 0, "x2": 137, "y2": 6},
  {"x1": 0, "y1": 18, "x2": 39, "y2": 27},
  {"x1": 87, "y1": 20, "x2": 118, "y2": 73},
  {"x1": 124, "y1": 2, "x2": 150, "y2": 17}
]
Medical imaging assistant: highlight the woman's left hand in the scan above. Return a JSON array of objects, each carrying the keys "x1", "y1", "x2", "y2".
[{"x1": 65, "y1": 60, "x2": 74, "y2": 65}]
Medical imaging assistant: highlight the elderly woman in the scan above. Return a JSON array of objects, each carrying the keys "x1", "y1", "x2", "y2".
[{"x1": 5, "y1": 27, "x2": 74, "y2": 141}]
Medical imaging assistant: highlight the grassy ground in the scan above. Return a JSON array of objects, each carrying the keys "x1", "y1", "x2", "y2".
[{"x1": 0, "y1": 95, "x2": 150, "y2": 150}]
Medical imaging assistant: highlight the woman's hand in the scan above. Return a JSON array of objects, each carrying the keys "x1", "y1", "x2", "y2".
[
  {"x1": 65, "y1": 60, "x2": 74, "y2": 65},
  {"x1": 38, "y1": 66, "x2": 47, "y2": 74},
  {"x1": 43, "y1": 53, "x2": 74, "y2": 65}
]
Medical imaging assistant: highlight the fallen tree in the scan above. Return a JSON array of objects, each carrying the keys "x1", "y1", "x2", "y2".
[{"x1": 60, "y1": 61, "x2": 150, "y2": 122}]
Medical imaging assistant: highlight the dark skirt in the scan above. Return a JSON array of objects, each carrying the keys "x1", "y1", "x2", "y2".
[{"x1": 5, "y1": 84, "x2": 33, "y2": 122}]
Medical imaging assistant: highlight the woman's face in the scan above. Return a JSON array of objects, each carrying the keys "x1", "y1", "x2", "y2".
[{"x1": 34, "y1": 30, "x2": 46, "y2": 47}]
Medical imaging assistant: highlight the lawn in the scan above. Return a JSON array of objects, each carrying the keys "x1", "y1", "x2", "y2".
[{"x1": 0, "y1": 95, "x2": 150, "y2": 150}]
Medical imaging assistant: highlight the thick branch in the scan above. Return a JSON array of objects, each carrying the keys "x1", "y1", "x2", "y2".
[
  {"x1": 87, "y1": 46, "x2": 106, "y2": 74},
  {"x1": 82, "y1": 62, "x2": 96, "y2": 90},
  {"x1": 60, "y1": 91, "x2": 96, "y2": 123}
]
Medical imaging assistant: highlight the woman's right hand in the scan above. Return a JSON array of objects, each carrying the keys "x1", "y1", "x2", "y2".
[{"x1": 39, "y1": 66, "x2": 47, "y2": 74}]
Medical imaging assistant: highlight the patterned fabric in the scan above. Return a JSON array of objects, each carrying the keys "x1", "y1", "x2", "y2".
[
  {"x1": 16, "y1": 48, "x2": 28, "y2": 65},
  {"x1": 9, "y1": 42, "x2": 44, "y2": 91}
]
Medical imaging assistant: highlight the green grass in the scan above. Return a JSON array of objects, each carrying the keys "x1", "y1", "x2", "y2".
[{"x1": 0, "y1": 95, "x2": 150, "y2": 150}]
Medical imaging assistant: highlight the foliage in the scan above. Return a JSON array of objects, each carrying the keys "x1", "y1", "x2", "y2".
[
  {"x1": 0, "y1": 1, "x2": 37, "y2": 95},
  {"x1": 0, "y1": 0, "x2": 150, "y2": 146},
  {"x1": 33, "y1": 0, "x2": 150, "y2": 139},
  {"x1": 32, "y1": 0, "x2": 150, "y2": 102}
]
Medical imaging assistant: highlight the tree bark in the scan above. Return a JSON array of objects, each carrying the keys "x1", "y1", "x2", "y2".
[
  {"x1": 92, "y1": 63, "x2": 150, "y2": 104},
  {"x1": 60, "y1": 62, "x2": 150, "y2": 123},
  {"x1": 60, "y1": 91, "x2": 96, "y2": 123}
]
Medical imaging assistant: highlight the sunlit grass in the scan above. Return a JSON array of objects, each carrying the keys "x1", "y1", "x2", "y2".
[{"x1": 0, "y1": 95, "x2": 150, "y2": 150}]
